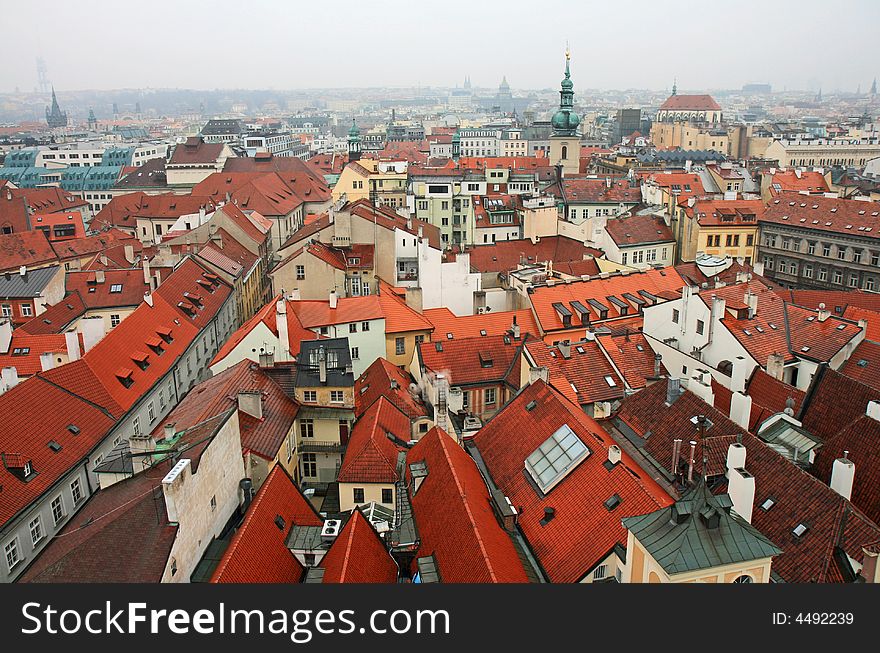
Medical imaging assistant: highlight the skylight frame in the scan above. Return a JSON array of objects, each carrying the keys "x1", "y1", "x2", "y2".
[{"x1": 525, "y1": 424, "x2": 590, "y2": 494}]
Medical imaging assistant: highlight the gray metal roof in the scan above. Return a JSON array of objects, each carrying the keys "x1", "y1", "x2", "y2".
[
  {"x1": 286, "y1": 524, "x2": 328, "y2": 551},
  {"x1": 0, "y1": 265, "x2": 59, "y2": 298},
  {"x1": 622, "y1": 480, "x2": 782, "y2": 576}
]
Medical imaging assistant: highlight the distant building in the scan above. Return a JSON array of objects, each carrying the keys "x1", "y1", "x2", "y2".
[{"x1": 45, "y1": 87, "x2": 68, "y2": 129}]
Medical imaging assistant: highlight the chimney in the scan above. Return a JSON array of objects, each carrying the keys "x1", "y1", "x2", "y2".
[
  {"x1": 512, "y1": 315, "x2": 521, "y2": 340},
  {"x1": 653, "y1": 353, "x2": 662, "y2": 378},
  {"x1": 124, "y1": 244, "x2": 135, "y2": 264},
  {"x1": 329, "y1": 289, "x2": 338, "y2": 309},
  {"x1": 671, "y1": 438, "x2": 682, "y2": 475},
  {"x1": 868, "y1": 400, "x2": 880, "y2": 421},
  {"x1": 729, "y1": 391, "x2": 752, "y2": 430},
  {"x1": 688, "y1": 370, "x2": 715, "y2": 407},
  {"x1": 77, "y1": 316, "x2": 106, "y2": 352},
  {"x1": 1, "y1": 366, "x2": 20, "y2": 391},
  {"x1": 766, "y1": 353, "x2": 785, "y2": 381},
  {"x1": 665, "y1": 377, "x2": 683, "y2": 405},
  {"x1": 318, "y1": 346, "x2": 327, "y2": 384},
  {"x1": 0, "y1": 320, "x2": 12, "y2": 354},
  {"x1": 744, "y1": 290, "x2": 758, "y2": 318},
  {"x1": 817, "y1": 302, "x2": 830, "y2": 322},
  {"x1": 830, "y1": 453, "x2": 854, "y2": 500},
  {"x1": 607, "y1": 445, "x2": 622, "y2": 466},
  {"x1": 558, "y1": 341, "x2": 571, "y2": 359},
  {"x1": 275, "y1": 300, "x2": 291, "y2": 362},
  {"x1": 95, "y1": 269, "x2": 105, "y2": 284},
  {"x1": 288, "y1": 288, "x2": 301, "y2": 301},
  {"x1": 162, "y1": 458, "x2": 191, "y2": 523},
  {"x1": 728, "y1": 466, "x2": 755, "y2": 523},
  {"x1": 144, "y1": 292, "x2": 153, "y2": 307},
  {"x1": 687, "y1": 440, "x2": 697, "y2": 483},
  {"x1": 237, "y1": 390, "x2": 263, "y2": 420},
  {"x1": 258, "y1": 349, "x2": 274, "y2": 367},
  {"x1": 143, "y1": 257, "x2": 153, "y2": 289},
  {"x1": 405, "y1": 287, "x2": 423, "y2": 314},
  {"x1": 794, "y1": 169, "x2": 802, "y2": 179},
  {"x1": 863, "y1": 548, "x2": 880, "y2": 584},
  {"x1": 100, "y1": 254, "x2": 108, "y2": 266},
  {"x1": 730, "y1": 356, "x2": 749, "y2": 393},
  {"x1": 40, "y1": 352, "x2": 57, "y2": 371},
  {"x1": 529, "y1": 366, "x2": 549, "y2": 384},
  {"x1": 65, "y1": 331, "x2": 81, "y2": 362},
  {"x1": 726, "y1": 442, "x2": 747, "y2": 477},
  {"x1": 164, "y1": 423, "x2": 177, "y2": 439},
  {"x1": 19, "y1": 265, "x2": 27, "y2": 278}
]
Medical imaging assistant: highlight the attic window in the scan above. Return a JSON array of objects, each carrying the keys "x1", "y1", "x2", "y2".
[
  {"x1": 110, "y1": 284, "x2": 123, "y2": 293},
  {"x1": 131, "y1": 352, "x2": 150, "y2": 370},
  {"x1": 576, "y1": 346, "x2": 585, "y2": 354},
  {"x1": 157, "y1": 328, "x2": 174, "y2": 344},
  {"x1": 480, "y1": 329, "x2": 487, "y2": 337},
  {"x1": 434, "y1": 343, "x2": 443, "y2": 352},
  {"x1": 604, "y1": 375, "x2": 618, "y2": 387},
  {"x1": 479, "y1": 352, "x2": 494, "y2": 368},
  {"x1": 857, "y1": 359, "x2": 868, "y2": 367},
  {"x1": 446, "y1": 333, "x2": 453, "y2": 340},
  {"x1": 116, "y1": 368, "x2": 134, "y2": 388},
  {"x1": 793, "y1": 523, "x2": 809, "y2": 538},
  {"x1": 604, "y1": 494, "x2": 622, "y2": 511},
  {"x1": 525, "y1": 424, "x2": 590, "y2": 494},
  {"x1": 274, "y1": 515, "x2": 286, "y2": 531},
  {"x1": 760, "y1": 497, "x2": 775, "y2": 511},
  {"x1": 11, "y1": 348, "x2": 30, "y2": 356}
]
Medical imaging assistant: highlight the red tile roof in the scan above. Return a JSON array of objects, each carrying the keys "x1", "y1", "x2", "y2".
[
  {"x1": 459, "y1": 236, "x2": 601, "y2": 274},
  {"x1": 595, "y1": 330, "x2": 663, "y2": 390},
  {"x1": 546, "y1": 177, "x2": 642, "y2": 205},
  {"x1": 659, "y1": 94, "x2": 721, "y2": 111},
  {"x1": 769, "y1": 170, "x2": 830, "y2": 194},
  {"x1": 211, "y1": 465, "x2": 321, "y2": 583},
  {"x1": 417, "y1": 333, "x2": 522, "y2": 389},
  {"x1": 355, "y1": 358, "x2": 430, "y2": 421},
  {"x1": 423, "y1": 307, "x2": 539, "y2": 340},
  {"x1": 320, "y1": 510, "x2": 398, "y2": 583},
  {"x1": 9, "y1": 187, "x2": 88, "y2": 213},
  {"x1": 193, "y1": 172, "x2": 306, "y2": 218},
  {"x1": 692, "y1": 199, "x2": 763, "y2": 226},
  {"x1": 800, "y1": 367, "x2": 880, "y2": 442},
  {"x1": 289, "y1": 295, "x2": 384, "y2": 329},
  {"x1": 760, "y1": 193, "x2": 880, "y2": 240},
  {"x1": 529, "y1": 267, "x2": 686, "y2": 333},
  {"x1": 407, "y1": 427, "x2": 529, "y2": 582},
  {"x1": 604, "y1": 213, "x2": 675, "y2": 247},
  {"x1": 0, "y1": 332, "x2": 80, "y2": 376},
  {"x1": 338, "y1": 397, "x2": 408, "y2": 484},
  {"x1": 639, "y1": 171, "x2": 706, "y2": 198},
  {"x1": 377, "y1": 281, "x2": 433, "y2": 333},
  {"x1": 0, "y1": 376, "x2": 117, "y2": 529},
  {"x1": 525, "y1": 339, "x2": 624, "y2": 406},
  {"x1": 65, "y1": 268, "x2": 150, "y2": 309},
  {"x1": 223, "y1": 154, "x2": 331, "y2": 203},
  {"x1": 474, "y1": 380, "x2": 672, "y2": 582},
  {"x1": 0, "y1": 230, "x2": 58, "y2": 271},
  {"x1": 840, "y1": 340, "x2": 880, "y2": 392},
  {"x1": 347, "y1": 199, "x2": 442, "y2": 250},
  {"x1": 168, "y1": 136, "x2": 226, "y2": 165}
]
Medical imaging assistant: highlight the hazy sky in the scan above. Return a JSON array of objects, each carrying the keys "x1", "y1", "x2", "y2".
[{"x1": 3, "y1": 0, "x2": 878, "y2": 93}]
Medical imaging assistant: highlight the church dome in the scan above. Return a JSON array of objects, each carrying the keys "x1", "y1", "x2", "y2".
[
  {"x1": 348, "y1": 120, "x2": 360, "y2": 138},
  {"x1": 551, "y1": 109, "x2": 579, "y2": 132}
]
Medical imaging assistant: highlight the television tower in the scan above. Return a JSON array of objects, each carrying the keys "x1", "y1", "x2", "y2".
[{"x1": 36, "y1": 57, "x2": 50, "y2": 95}]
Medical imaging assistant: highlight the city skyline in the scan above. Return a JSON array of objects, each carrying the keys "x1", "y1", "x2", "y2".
[{"x1": 2, "y1": 0, "x2": 877, "y2": 93}]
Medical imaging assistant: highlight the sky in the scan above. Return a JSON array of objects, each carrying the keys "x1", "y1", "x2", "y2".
[{"x1": 2, "y1": 0, "x2": 878, "y2": 93}]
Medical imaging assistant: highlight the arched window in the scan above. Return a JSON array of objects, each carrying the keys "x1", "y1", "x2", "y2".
[
  {"x1": 561, "y1": 145, "x2": 568, "y2": 160},
  {"x1": 733, "y1": 574, "x2": 753, "y2": 583},
  {"x1": 717, "y1": 360, "x2": 733, "y2": 377}
]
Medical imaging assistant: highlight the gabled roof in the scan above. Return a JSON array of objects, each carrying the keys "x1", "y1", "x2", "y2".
[
  {"x1": 355, "y1": 358, "x2": 430, "y2": 421},
  {"x1": 9, "y1": 187, "x2": 88, "y2": 213},
  {"x1": 64, "y1": 268, "x2": 150, "y2": 309},
  {"x1": 0, "y1": 332, "x2": 80, "y2": 376},
  {"x1": 840, "y1": 339, "x2": 880, "y2": 392},
  {"x1": 474, "y1": 380, "x2": 672, "y2": 582},
  {"x1": 800, "y1": 367, "x2": 880, "y2": 442},
  {"x1": 595, "y1": 329, "x2": 663, "y2": 390},
  {"x1": 0, "y1": 377, "x2": 116, "y2": 529},
  {"x1": 546, "y1": 177, "x2": 643, "y2": 205},
  {"x1": 0, "y1": 230, "x2": 58, "y2": 271},
  {"x1": 418, "y1": 333, "x2": 522, "y2": 388},
  {"x1": 167, "y1": 136, "x2": 226, "y2": 165},
  {"x1": 407, "y1": 427, "x2": 529, "y2": 582},
  {"x1": 289, "y1": 295, "x2": 384, "y2": 329},
  {"x1": 768, "y1": 170, "x2": 829, "y2": 195},
  {"x1": 0, "y1": 264, "x2": 59, "y2": 297},
  {"x1": 211, "y1": 465, "x2": 322, "y2": 583},
  {"x1": 760, "y1": 193, "x2": 880, "y2": 240},
  {"x1": 17, "y1": 291, "x2": 87, "y2": 334},
  {"x1": 377, "y1": 281, "x2": 433, "y2": 333},
  {"x1": 659, "y1": 94, "x2": 721, "y2": 111},
  {"x1": 692, "y1": 199, "x2": 763, "y2": 226},
  {"x1": 193, "y1": 172, "x2": 307, "y2": 217},
  {"x1": 460, "y1": 236, "x2": 602, "y2": 275},
  {"x1": 320, "y1": 510, "x2": 398, "y2": 583},
  {"x1": 337, "y1": 397, "x2": 408, "y2": 484},
  {"x1": 604, "y1": 213, "x2": 675, "y2": 247},
  {"x1": 524, "y1": 339, "x2": 624, "y2": 406}
]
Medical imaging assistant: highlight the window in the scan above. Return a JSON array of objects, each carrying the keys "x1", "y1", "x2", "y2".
[
  {"x1": 804, "y1": 265, "x2": 813, "y2": 278},
  {"x1": 353, "y1": 488, "x2": 365, "y2": 504},
  {"x1": 110, "y1": 284, "x2": 123, "y2": 293},
  {"x1": 70, "y1": 478, "x2": 83, "y2": 504},
  {"x1": 395, "y1": 337, "x2": 405, "y2": 355},
  {"x1": 746, "y1": 234, "x2": 754, "y2": 247},
  {"x1": 808, "y1": 241, "x2": 816, "y2": 255},
  {"x1": 351, "y1": 346, "x2": 359, "y2": 359},
  {"x1": 361, "y1": 321, "x2": 370, "y2": 331},
  {"x1": 732, "y1": 575, "x2": 753, "y2": 584},
  {"x1": 296, "y1": 265, "x2": 305, "y2": 281},
  {"x1": 132, "y1": 416, "x2": 140, "y2": 435},
  {"x1": 303, "y1": 390, "x2": 317, "y2": 403},
  {"x1": 823, "y1": 244, "x2": 831, "y2": 257},
  {"x1": 159, "y1": 388, "x2": 166, "y2": 408},
  {"x1": 20, "y1": 304, "x2": 33, "y2": 317},
  {"x1": 867, "y1": 277, "x2": 876, "y2": 291},
  {"x1": 148, "y1": 401, "x2": 155, "y2": 423},
  {"x1": 1, "y1": 304, "x2": 10, "y2": 317},
  {"x1": 462, "y1": 391, "x2": 469, "y2": 409},
  {"x1": 485, "y1": 388, "x2": 496, "y2": 405},
  {"x1": 110, "y1": 314, "x2": 121, "y2": 328},
  {"x1": 381, "y1": 488, "x2": 393, "y2": 504},
  {"x1": 696, "y1": 319, "x2": 705, "y2": 335},
  {"x1": 210, "y1": 495, "x2": 217, "y2": 511},
  {"x1": 349, "y1": 322, "x2": 357, "y2": 333},
  {"x1": 330, "y1": 390, "x2": 344, "y2": 403},
  {"x1": 849, "y1": 274, "x2": 859, "y2": 288},
  {"x1": 621, "y1": 252, "x2": 628, "y2": 265},
  {"x1": 838, "y1": 248, "x2": 847, "y2": 261},
  {"x1": 833, "y1": 270, "x2": 843, "y2": 285},
  {"x1": 29, "y1": 516, "x2": 43, "y2": 545},
  {"x1": 818, "y1": 268, "x2": 828, "y2": 282},
  {"x1": 872, "y1": 252, "x2": 880, "y2": 267},
  {"x1": 593, "y1": 565, "x2": 607, "y2": 580},
  {"x1": 51, "y1": 495, "x2": 64, "y2": 525},
  {"x1": 302, "y1": 453, "x2": 317, "y2": 478},
  {"x1": 300, "y1": 418, "x2": 314, "y2": 440},
  {"x1": 672, "y1": 309, "x2": 680, "y2": 323},
  {"x1": 4, "y1": 538, "x2": 20, "y2": 571},
  {"x1": 525, "y1": 424, "x2": 589, "y2": 494}
]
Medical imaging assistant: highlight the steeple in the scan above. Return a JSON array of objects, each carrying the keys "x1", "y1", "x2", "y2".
[
  {"x1": 45, "y1": 86, "x2": 68, "y2": 128},
  {"x1": 87, "y1": 108, "x2": 97, "y2": 131},
  {"x1": 872, "y1": 77, "x2": 877, "y2": 96},
  {"x1": 551, "y1": 47, "x2": 579, "y2": 137},
  {"x1": 347, "y1": 118, "x2": 361, "y2": 162},
  {"x1": 672, "y1": 78, "x2": 677, "y2": 96}
]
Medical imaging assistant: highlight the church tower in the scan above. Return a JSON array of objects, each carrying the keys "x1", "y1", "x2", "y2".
[
  {"x1": 347, "y1": 119, "x2": 361, "y2": 162},
  {"x1": 87, "y1": 108, "x2": 97, "y2": 131},
  {"x1": 549, "y1": 48, "x2": 581, "y2": 176},
  {"x1": 45, "y1": 87, "x2": 68, "y2": 128}
]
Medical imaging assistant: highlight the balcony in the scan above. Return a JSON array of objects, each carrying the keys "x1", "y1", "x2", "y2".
[{"x1": 298, "y1": 441, "x2": 347, "y2": 454}]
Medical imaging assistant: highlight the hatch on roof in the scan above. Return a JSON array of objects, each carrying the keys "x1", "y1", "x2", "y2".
[{"x1": 524, "y1": 423, "x2": 590, "y2": 494}]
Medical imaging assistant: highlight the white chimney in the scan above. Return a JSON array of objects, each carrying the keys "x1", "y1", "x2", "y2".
[
  {"x1": 275, "y1": 299, "x2": 291, "y2": 362},
  {"x1": 329, "y1": 289, "x2": 338, "y2": 309},
  {"x1": 143, "y1": 257, "x2": 153, "y2": 289},
  {"x1": 529, "y1": 366, "x2": 549, "y2": 384},
  {"x1": 237, "y1": 390, "x2": 263, "y2": 420},
  {"x1": 728, "y1": 466, "x2": 755, "y2": 523},
  {"x1": 744, "y1": 290, "x2": 758, "y2": 318},
  {"x1": 40, "y1": 352, "x2": 56, "y2": 371},
  {"x1": 766, "y1": 352, "x2": 785, "y2": 381},
  {"x1": 288, "y1": 288, "x2": 301, "y2": 301},
  {"x1": 867, "y1": 400, "x2": 880, "y2": 422},
  {"x1": 144, "y1": 291, "x2": 153, "y2": 307},
  {"x1": 608, "y1": 445, "x2": 622, "y2": 466},
  {"x1": 19, "y1": 265, "x2": 27, "y2": 277},
  {"x1": 318, "y1": 346, "x2": 328, "y2": 384},
  {"x1": 0, "y1": 320, "x2": 12, "y2": 354},
  {"x1": 162, "y1": 458, "x2": 191, "y2": 524},
  {"x1": 124, "y1": 244, "x2": 135, "y2": 264},
  {"x1": 164, "y1": 423, "x2": 177, "y2": 439},
  {"x1": 1, "y1": 366, "x2": 20, "y2": 391},
  {"x1": 726, "y1": 442, "x2": 747, "y2": 476},
  {"x1": 65, "y1": 331, "x2": 81, "y2": 362},
  {"x1": 729, "y1": 392, "x2": 752, "y2": 430},
  {"x1": 830, "y1": 454, "x2": 854, "y2": 500},
  {"x1": 730, "y1": 356, "x2": 749, "y2": 393},
  {"x1": 817, "y1": 302, "x2": 830, "y2": 322},
  {"x1": 78, "y1": 316, "x2": 107, "y2": 352}
]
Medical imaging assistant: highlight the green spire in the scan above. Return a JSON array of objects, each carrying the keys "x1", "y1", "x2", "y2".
[{"x1": 551, "y1": 47, "x2": 579, "y2": 136}]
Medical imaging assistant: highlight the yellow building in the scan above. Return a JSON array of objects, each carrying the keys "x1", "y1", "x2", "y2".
[
  {"x1": 675, "y1": 198, "x2": 762, "y2": 264},
  {"x1": 333, "y1": 159, "x2": 408, "y2": 210},
  {"x1": 378, "y1": 284, "x2": 434, "y2": 368},
  {"x1": 622, "y1": 480, "x2": 781, "y2": 583}
]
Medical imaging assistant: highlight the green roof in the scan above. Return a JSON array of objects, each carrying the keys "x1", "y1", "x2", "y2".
[{"x1": 622, "y1": 480, "x2": 782, "y2": 576}]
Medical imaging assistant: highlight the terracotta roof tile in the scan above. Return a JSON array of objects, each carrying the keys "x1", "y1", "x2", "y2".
[
  {"x1": 337, "y1": 397, "x2": 408, "y2": 484},
  {"x1": 320, "y1": 510, "x2": 398, "y2": 583}
]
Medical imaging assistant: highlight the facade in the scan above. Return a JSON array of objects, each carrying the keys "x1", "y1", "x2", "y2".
[
  {"x1": 676, "y1": 198, "x2": 763, "y2": 264},
  {"x1": 758, "y1": 194, "x2": 880, "y2": 291},
  {"x1": 764, "y1": 138, "x2": 880, "y2": 168}
]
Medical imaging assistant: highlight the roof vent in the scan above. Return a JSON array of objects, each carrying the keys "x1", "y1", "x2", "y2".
[
  {"x1": 604, "y1": 494, "x2": 621, "y2": 511},
  {"x1": 66, "y1": 424, "x2": 80, "y2": 435},
  {"x1": 274, "y1": 515, "x2": 286, "y2": 531},
  {"x1": 525, "y1": 400, "x2": 538, "y2": 411},
  {"x1": 48, "y1": 441, "x2": 62, "y2": 453}
]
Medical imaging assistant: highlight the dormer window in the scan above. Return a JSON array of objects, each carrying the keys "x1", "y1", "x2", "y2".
[
  {"x1": 131, "y1": 352, "x2": 150, "y2": 371},
  {"x1": 157, "y1": 327, "x2": 174, "y2": 344},
  {"x1": 2, "y1": 453, "x2": 36, "y2": 482},
  {"x1": 116, "y1": 368, "x2": 134, "y2": 388}
]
